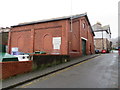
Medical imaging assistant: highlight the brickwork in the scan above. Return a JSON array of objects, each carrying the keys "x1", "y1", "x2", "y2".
[
  {"x1": 69, "y1": 17, "x2": 95, "y2": 57},
  {"x1": 8, "y1": 15, "x2": 94, "y2": 57},
  {"x1": 0, "y1": 61, "x2": 32, "y2": 79},
  {"x1": 94, "y1": 38, "x2": 103, "y2": 51},
  {"x1": 94, "y1": 38, "x2": 110, "y2": 52},
  {"x1": 9, "y1": 20, "x2": 68, "y2": 55}
]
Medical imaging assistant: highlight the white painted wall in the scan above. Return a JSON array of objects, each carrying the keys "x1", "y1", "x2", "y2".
[{"x1": 94, "y1": 31, "x2": 111, "y2": 41}]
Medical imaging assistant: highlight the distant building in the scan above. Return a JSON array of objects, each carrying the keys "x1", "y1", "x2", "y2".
[
  {"x1": 8, "y1": 13, "x2": 95, "y2": 57},
  {"x1": 111, "y1": 37, "x2": 118, "y2": 50},
  {"x1": 0, "y1": 27, "x2": 10, "y2": 52},
  {"x1": 92, "y1": 22, "x2": 112, "y2": 52}
]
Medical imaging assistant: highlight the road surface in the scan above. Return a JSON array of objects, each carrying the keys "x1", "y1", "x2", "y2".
[{"x1": 16, "y1": 52, "x2": 118, "y2": 88}]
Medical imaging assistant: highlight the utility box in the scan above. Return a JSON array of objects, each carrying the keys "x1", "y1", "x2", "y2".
[
  {"x1": 14, "y1": 55, "x2": 30, "y2": 61},
  {"x1": 0, "y1": 52, "x2": 18, "y2": 62}
]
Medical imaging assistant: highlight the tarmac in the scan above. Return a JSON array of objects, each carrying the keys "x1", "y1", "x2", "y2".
[{"x1": 1, "y1": 54, "x2": 100, "y2": 89}]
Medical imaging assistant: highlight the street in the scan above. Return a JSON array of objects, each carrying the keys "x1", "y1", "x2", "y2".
[{"x1": 16, "y1": 52, "x2": 118, "y2": 88}]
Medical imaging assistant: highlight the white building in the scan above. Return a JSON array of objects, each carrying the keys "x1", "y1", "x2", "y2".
[
  {"x1": 0, "y1": 27, "x2": 10, "y2": 33},
  {"x1": 92, "y1": 22, "x2": 112, "y2": 52}
]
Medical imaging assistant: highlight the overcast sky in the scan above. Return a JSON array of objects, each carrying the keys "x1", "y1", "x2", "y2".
[{"x1": 0, "y1": 0, "x2": 119, "y2": 38}]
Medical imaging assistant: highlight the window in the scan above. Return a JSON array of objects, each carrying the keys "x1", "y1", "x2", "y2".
[{"x1": 82, "y1": 23, "x2": 85, "y2": 29}]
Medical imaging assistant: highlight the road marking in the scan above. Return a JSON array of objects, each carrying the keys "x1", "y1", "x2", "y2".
[
  {"x1": 20, "y1": 82, "x2": 33, "y2": 88},
  {"x1": 19, "y1": 55, "x2": 100, "y2": 88}
]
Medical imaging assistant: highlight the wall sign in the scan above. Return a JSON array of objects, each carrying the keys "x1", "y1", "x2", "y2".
[
  {"x1": 11, "y1": 47, "x2": 19, "y2": 55},
  {"x1": 53, "y1": 37, "x2": 61, "y2": 49},
  {"x1": 12, "y1": 47, "x2": 19, "y2": 52}
]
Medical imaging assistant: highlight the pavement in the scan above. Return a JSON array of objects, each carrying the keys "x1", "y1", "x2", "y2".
[{"x1": 2, "y1": 54, "x2": 100, "y2": 89}]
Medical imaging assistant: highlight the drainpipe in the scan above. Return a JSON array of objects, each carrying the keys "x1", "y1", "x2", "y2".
[
  {"x1": 70, "y1": 0, "x2": 73, "y2": 32},
  {"x1": 102, "y1": 30, "x2": 104, "y2": 49}
]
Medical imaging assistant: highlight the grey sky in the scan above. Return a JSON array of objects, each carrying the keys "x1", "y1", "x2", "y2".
[{"x1": 0, "y1": 0, "x2": 119, "y2": 38}]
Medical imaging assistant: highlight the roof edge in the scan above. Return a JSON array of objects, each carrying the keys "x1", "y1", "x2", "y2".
[
  {"x1": 11, "y1": 13, "x2": 95, "y2": 36},
  {"x1": 11, "y1": 13, "x2": 87, "y2": 28}
]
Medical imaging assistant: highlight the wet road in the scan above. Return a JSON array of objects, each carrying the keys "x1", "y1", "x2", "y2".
[{"x1": 17, "y1": 52, "x2": 118, "y2": 88}]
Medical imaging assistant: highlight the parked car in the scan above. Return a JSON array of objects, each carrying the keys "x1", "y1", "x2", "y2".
[
  {"x1": 95, "y1": 50, "x2": 100, "y2": 54},
  {"x1": 119, "y1": 47, "x2": 120, "y2": 55},
  {"x1": 101, "y1": 49, "x2": 107, "y2": 53}
]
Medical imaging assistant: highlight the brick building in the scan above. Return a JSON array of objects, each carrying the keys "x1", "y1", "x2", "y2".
[
  {"x1": 92, "y1": 22, "x2": 112, "y2": 52},
  {"x1": 0, "y1": 27, "x2": 10, "y2": 52},
  {"x1": 8, "y1": 13, "x2": 95, "y2": 57}
]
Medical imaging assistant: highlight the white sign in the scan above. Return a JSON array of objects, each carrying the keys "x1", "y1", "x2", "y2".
[
  {"x1": 12, "y1": 47, "x2": 19, "y2": 52},
  {"x1": 53, "y1": 37, "x2": 61, "y2": 49}
]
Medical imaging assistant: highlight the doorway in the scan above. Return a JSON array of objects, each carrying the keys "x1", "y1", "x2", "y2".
[{"x1": 82, "y1": 39, "x2": 86, "y2": 56}]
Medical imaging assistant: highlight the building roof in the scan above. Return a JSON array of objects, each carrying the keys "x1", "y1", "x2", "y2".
[
  {"x1": 0, "y1": 27, "x2": 10, "y2": 33},
  {"x1": 102, "y1": 25, "x2": 111, "y2": 34},
  {"x1": 11, "y1": 13, "x2": 95, "y2": 36},
  {"x1": 92, "y1": 23, "x2": 111, "y2": 34}
]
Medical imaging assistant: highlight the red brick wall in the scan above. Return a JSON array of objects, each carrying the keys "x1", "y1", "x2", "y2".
[
  {"x1": 68, "y1": 18, "x2": 80, "y2": 57},
  {"x1": 80, "y1": 18, "x2": 88, "y2": 39},
  {"x1": 80, "y1": 17, "x2": 95, "y2": 55},
  {"x1": 68, "y1": 17, "x2": 94, "y2": 57},
  {"x1": 71, "y1": 20, "x2": 80, "y2": 52},
  {"x1": 8, "y1": 17, "x2": 94, "y2": 57},
  {"x1": 34, "y1": 23, "x2": 62, "y2": 53},
  {"x1": 0, "y1": 61, "x2": 32, "y2": 79},
  {"x1": 87, "y1": 28, "x2": 95, "y2": 54},
  {"x1": 8, "y1": 20, "x2": 69, "y2": 55}
]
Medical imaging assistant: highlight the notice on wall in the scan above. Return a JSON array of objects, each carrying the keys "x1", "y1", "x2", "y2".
[
  {"x1": 53, "y1": 37, "x2": 61, "y2": 49},
  {"x1": 11, "y1": 47, "x2": 19, "y2": 55},
  {"x1": 12, "y1": 47, "x2": 19, "y2": 52}
]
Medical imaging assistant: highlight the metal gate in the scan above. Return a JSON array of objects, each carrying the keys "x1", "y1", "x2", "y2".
[{"x1": 82, "y1": 39, "x2": 86, "y2": 56}]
